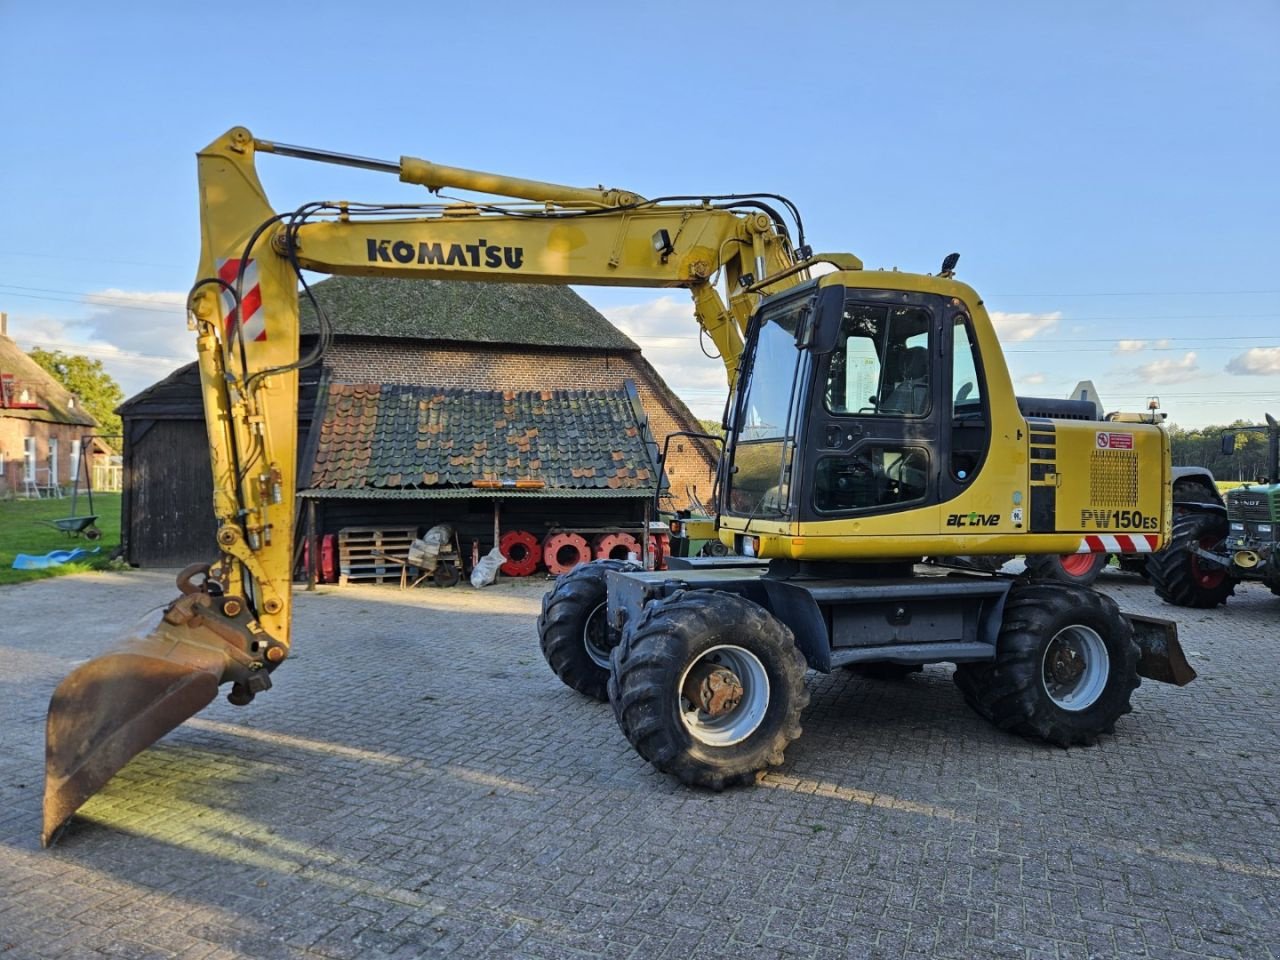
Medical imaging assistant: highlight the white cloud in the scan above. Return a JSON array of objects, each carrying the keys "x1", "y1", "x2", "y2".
[
  {"x1": 1018, "y1": 372, "x2": 1046, "y2": 385},
  {"x1": 603, "y1": 295, "x2": 731, "y2": 419},
  {"x1": 1134, "y1": 351, "x2": 1200, "y2": 384},
  {"x1": 1115, "y1": 338, "x2": 1171, "y2": 354},
  {"x1": 1226, "y1": 347, "x2": 1280, "y2": 376},
  {"x1": 989, "y1": 310, "x2": 1061, "y2": 342},
  {"x1": 10, "y1": 289, "x2": 191, "y2": 398}
]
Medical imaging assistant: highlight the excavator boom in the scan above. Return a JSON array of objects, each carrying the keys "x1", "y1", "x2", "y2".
[{"x1": 42, "y1": 127, "x2": 809, "y2": 843}]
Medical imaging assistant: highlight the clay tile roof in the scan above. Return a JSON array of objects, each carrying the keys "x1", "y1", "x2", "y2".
[{"x1": 305, "y1": 383, "x2": 658, "y2": 495}]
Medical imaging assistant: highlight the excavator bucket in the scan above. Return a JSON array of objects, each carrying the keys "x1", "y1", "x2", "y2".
[{"x1": 42, "y1": 605, "x2": 239, "y2": 847}]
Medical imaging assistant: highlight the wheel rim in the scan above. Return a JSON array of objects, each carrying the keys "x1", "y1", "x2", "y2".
[
  {"x1": 677, "y1": 644, "x2": 770, "y2": 746},
  {"x1": 1190, "y1": 536, "x2": 1226, "y2": 588},
  {"x1": 583, "y1": 602, "x2": 612, "y2": 669},
  {"x1": 1059, "y1": 553, "x2": 1097, "y2": 577},
  {"x1": 1040, "y1": 625, "x2": 1109, "y2": 711}
]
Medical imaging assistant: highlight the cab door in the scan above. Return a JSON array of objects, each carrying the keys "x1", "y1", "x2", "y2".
[{"x1": 799, "y1": 290, "x2": 943, "y2": 523}]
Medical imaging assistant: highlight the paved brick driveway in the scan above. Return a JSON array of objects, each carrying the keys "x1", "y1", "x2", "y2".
[{"x1": 1, "y1": 568, "x2": 1276, "y2": 959}]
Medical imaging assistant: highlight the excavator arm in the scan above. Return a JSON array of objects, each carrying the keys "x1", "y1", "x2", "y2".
[{"x1": 42, "y1": 126, "x2": 832, "y2": 843}]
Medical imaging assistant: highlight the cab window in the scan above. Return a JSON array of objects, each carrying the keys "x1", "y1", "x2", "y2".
[{"x1": 825, "y1": 304, "x2": 932, "y2": 416}]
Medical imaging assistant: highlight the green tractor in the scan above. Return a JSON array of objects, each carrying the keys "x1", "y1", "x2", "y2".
[{"x1": 1147, "y1": 414, "x2": 1280, "y2": 607}]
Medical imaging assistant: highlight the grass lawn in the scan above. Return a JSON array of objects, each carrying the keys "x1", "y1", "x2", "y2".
[{"x1": 0, "y1": 493, "x2": 124, "y2": 586}]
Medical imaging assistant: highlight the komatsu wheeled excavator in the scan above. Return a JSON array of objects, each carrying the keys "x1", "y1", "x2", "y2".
[{"x1": 41, "y1": 127, "x2": 1195, "y2": 844}]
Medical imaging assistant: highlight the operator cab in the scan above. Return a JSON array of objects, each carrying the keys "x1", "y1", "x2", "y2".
[{"x1": 722, "y1": 278, "x2": 992, "y2": 526}]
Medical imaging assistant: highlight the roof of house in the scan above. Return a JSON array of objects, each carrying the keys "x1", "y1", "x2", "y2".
[
  {"x1": 298, "y1": 276, "x2": 639, "y2": 351},
  {"x1": 0, "y1": 335, "x2": 97, "y2": 426},
  {"x1": 303, "y1": 383, "x2": 657, "y2": 499}
]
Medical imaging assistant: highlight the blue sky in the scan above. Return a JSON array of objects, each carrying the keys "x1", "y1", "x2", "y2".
[{"x1": 2, "y1": 1, "x2": 1277, "y2": 426}]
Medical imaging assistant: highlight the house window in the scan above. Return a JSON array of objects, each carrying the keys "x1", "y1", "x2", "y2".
[
  {"x1": 71, "y1": 439, "x2": 82, "y2": 490},
  {"x1": 49, "y1": 437, "x2": 59, "y2": 489}
]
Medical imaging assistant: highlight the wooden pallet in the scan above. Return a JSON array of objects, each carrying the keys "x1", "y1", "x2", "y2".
[{"x1": 338, "y1": 526, "x2": 417, "y2": 585}]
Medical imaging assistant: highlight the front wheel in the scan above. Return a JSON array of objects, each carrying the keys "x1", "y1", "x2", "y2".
[
  {"x1": 954, "y1": 582, "x2": 1139, "y2": 746},
  {"x1": 537, "y1": 559, "x2": 637, "y2": 701},
  {"x1": 609, "y1": 590, "x2": 809, "y2": 789},
  {"x1": 1146, "y1": 512, "x2": 1235, "y2": 608}
]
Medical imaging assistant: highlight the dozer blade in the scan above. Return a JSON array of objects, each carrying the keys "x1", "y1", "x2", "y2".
[
  {"x1": 1127, "y1": 613, "x2": 1197, "y2": 686},
  {"x1": 42, "y1": 608, "x2": 237, "y2": 847}
]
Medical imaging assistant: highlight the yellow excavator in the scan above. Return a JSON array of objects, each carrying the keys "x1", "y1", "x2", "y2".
[{"x1": 41, "y1": 127, "x2": 1195, "y2": 844}]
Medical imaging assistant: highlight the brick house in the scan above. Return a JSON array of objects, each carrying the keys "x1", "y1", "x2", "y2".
[
  {"x1": 0, "y1": 318, "x2": 99, "y2": 497},
  {"x1": 119, "y1": 279, "x2": 720, "y2": 567}
]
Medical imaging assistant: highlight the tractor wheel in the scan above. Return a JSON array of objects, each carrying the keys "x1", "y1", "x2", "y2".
[
  {"x1": 953, "y1": 582, "x2": 1139, "y2": 747},
  {"x1": 843, "y1": 661, "x2": 923, "y2": 680},
  {"x1": 537, "y1": 559, "x2": 637, "y2": 701},
  {"x1": 1146, "y1": 512, "x2": 1235, "y2": 608},
  {"x1": 1024, "y1": 551, "x2": 1109, "y2": 585},
  {"x1": 608, "y1": 590, "x2": 809, "y2": 789}
]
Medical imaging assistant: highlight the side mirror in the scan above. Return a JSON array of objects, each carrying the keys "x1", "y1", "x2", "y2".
[
  {"x1": 807, "y1": 285, "x2": 847, "y2": 354},
  {"x1": 1221, "y1": 433, "x2": 1236, "y2": 456}
]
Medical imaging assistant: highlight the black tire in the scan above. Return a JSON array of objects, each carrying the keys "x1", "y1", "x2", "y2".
[
  {"x1": 608, "y1": 590, "x2": 809, "y2": 789},
  {"x1": 432, "y1": 562, "x2": 460, "y2": 588},
  {"x1": 1146, "y1": 512, "x2": 1236, "y2": 608},
  {"x1": 83, "y1": 526, "x2": 102, "y2": 542},
  {"x1": 843, "y1": 661, "x2": 923, "y2": 680},
  {"x1": 953, "y1": 582, "x2": 1139, "y2": 747},
  {"x1": 1024, "y1": 552, "x2": 1109, "y2": 585},
  {"x1": 537, "y1": 559, "x2": 636, "y2": 701}
]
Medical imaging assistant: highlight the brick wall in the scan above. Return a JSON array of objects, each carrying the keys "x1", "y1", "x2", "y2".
[
  {"x1": 0, "y1": 418, "x2": 90, "y2": 496},
  {"x1": 326, "y1": 339, "x2": 719, "y2": 510}
]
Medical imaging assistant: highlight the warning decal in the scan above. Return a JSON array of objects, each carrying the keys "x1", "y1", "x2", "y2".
[{"x1": 1095, "y1": 431, "x2": 1133, "y2": 450}]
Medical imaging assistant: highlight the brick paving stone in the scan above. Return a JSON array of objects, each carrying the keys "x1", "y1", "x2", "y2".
[{"x1": 2, "y1": 568, "x2": 1279, "y2": 958}]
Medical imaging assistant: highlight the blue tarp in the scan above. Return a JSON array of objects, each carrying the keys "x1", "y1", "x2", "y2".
[{"x1": 12, "y1": 547, "x2": 100, "y2": 570}]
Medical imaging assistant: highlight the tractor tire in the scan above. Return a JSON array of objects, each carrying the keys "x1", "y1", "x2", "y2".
[
  {"x1": 1146, "y1": 512, "x2": 1236, "y2": 608},
  {"x1": 843, "y1": 661, "x2": 923, "y2": 680},
  {"x1": 608, "y1": 590, "x2": 809, "y2": 789},
  {"x1": 1024, "y1": 551, "x2": 1109, "y2": 586},
  {"x1": 537, "y1": 559, "x2": 637, "y2": 701},
  {"x1": 953, "y1": 582, "x2": 1139, "y2": 747}
]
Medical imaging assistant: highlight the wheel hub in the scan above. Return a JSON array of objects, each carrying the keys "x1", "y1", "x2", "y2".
[
  {"x1": 677, "y1": 644, "x2": 771, "y2": 746},
  {"x1": 1048, "y1": 645, "x2": 1085, "y2": 685},
  {"x1": 682, "y1": 662, "x2": 744, "y2": 717},
  {"x1": 1040, "y1": 625, "x2": 1110, "y2": 711}
]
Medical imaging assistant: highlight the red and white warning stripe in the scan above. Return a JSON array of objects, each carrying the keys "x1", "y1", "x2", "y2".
[
  {"x1": 216, "y1": 257, "x2": 266, "y2": 343},
  {"x1": 1076, "y1": 534, "x2": 1159, "y2": 554}
]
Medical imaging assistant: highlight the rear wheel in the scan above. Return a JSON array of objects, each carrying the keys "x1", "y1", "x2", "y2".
[
  {"x1": 1146, "y1": 512, "x2": 1235, "y2": 608},
  {"x1": 1024, "y1": 551, "x2": 1109, "y2": 585},
  {"x1": 954, "y1": 582, "x2": 1139, "y2": 746},
  {"x1": 537, "y1": 559, "x2": 637, "y2": 701},
  {"x1": 609, "y1": 590, "x2": 809, "y2": 789}
]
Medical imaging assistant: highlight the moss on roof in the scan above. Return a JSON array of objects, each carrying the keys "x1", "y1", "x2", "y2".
[
  {"x1": 0, "y1": 336, "x2": 97, "y2": 426},
  {"x1": 298, "y1": 276, "x2": 639, "y2": 351}
]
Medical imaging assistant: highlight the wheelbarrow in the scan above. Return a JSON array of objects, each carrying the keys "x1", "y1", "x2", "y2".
[
  {"x1": 36, "y1": 515, "x2": 102, "y2": 540},
  {"x1": 38, "y1": 438, "x2": 102, "y2": 539}
]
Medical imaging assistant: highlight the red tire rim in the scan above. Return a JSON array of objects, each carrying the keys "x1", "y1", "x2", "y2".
[
  {"x1": 543, "y1": 532, "x2": 592, "y2": 575},
  {"x1": 1190, "y1": 536, "x2": 1227, "y2": 588},
  {"x1": 1059, "y1": 553, "x2": 1098, "y2": 578},
  {"x1": 499, "y1": 529, "x2": 541, "y2": 577},
  {"x1": 593, "y1": 532, "x2": 641, "y2": 562}
]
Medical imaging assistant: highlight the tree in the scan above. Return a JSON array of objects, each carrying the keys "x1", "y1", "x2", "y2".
[{"x1": 27, "y1": 348, "x2": 124, "y2": 438}]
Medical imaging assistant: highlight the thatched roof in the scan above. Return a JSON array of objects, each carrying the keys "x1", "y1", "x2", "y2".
[
  {"x1": 0, "y1": 335, "x2": 97, "y2": 426},
  {"x1": 298, "y1": 276, "x2": 638, "y2": 351}
]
